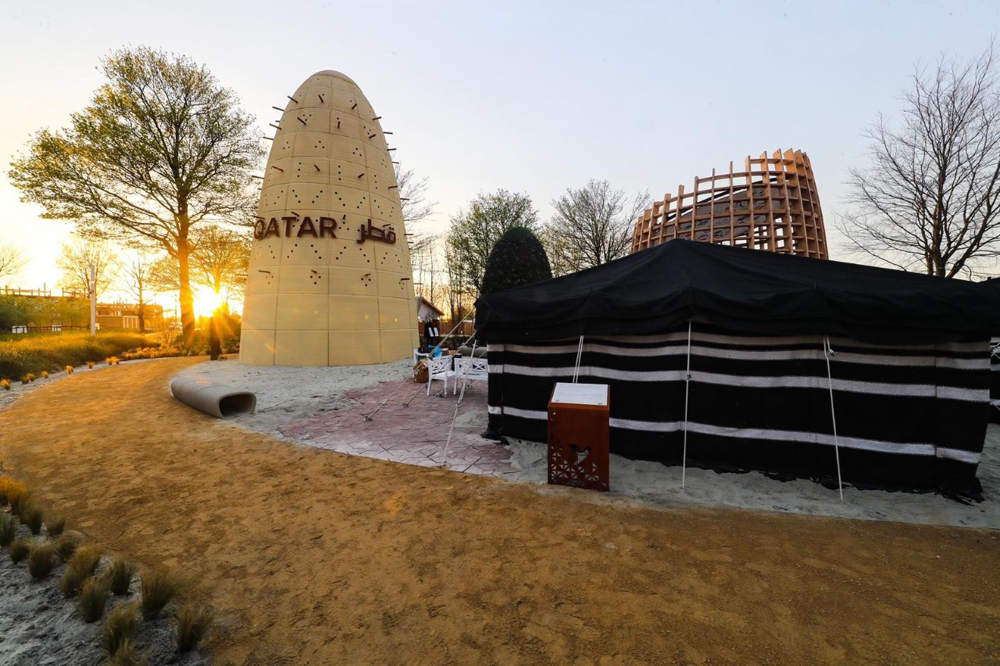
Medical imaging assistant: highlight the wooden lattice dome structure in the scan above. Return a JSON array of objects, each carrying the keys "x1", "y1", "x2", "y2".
[{"x1": 631, "y1": 149, "x2": 827, "y2": 258}]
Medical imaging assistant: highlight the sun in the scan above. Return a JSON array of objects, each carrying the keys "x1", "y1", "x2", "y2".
[{"x1": 192, "y1": 287, "x2": 228, "y2": 318}]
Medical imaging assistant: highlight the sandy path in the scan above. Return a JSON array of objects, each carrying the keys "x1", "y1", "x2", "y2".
[{"x1": 1, "y1": 358, "x2": 998, "y2": 664}]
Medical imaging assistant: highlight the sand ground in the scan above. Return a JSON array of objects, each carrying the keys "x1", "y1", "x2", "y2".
[{"x1": 1, "y1": 357, "x2": 999, "y2": 664}]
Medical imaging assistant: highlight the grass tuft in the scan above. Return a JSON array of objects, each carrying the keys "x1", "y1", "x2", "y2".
[
  {"x1": 26, "y1": 372, "x2": 36, "y2": 382},
  {"x1": 106, "y1": 356, "x2": 120, "y2": 365},
  {"x1": 55, "y1": 534, "x2": 79, "y2": 562},
  {"x1": 0, "y1": 476, "x2": 27, "y2": 507},
  {"x1": 65, "y1": 365, "x2": 74, "y2": 374},
  {"x1": 175, "y1": 604, "x2": 213, "y2": 652},
  {"x1": 9, "y1": 487, "x2": 31, "y2": 515},
  {"x1": 87, "y1": 361, "x2": 96, "y2": 369},
  {"x1": 27, "y1": 541, "x2": 56, "y2": 579},
  {"x1": 10, "y1": 537, "x2": 31, "y2": 563},
  {"x1": 76, "y1": 576, "x2": 110, "y2": 622},
  {"x1": 101, "y1": 602, "x2": 140, "y2": 656},
  {"x1": 106, "y1": 559, "x2": 137, "y2": 596},
  {"x1": 0, "y1": 513, "x2": 18, "y2": 547},
  {"x1": 140, "y1": 569, "x2": 179, "y2": 620},
  {"x1": 40, "y1": 370, "x2": 49, "y2": 379},
  {"x1": 21, "y1": 502, "x2": 44, "y2": 534},
  {"x1": 47, "y1": 515, "x2": 66, "y2": 536},
  {"x1": 0, "y1": 378, "x2": 9, "y2": 390},
  {"x1": 105, "y1": 637, "x2": 147, "y2": 666},
  {"x1": 61, "y1": 545, "x2": 102, "y2": 597},
  {"x1": 20, "y1": 376, "x2": 29, "y2": 384}
]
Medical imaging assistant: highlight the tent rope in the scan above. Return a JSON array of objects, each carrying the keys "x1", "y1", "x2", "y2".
[
  {"x1": 440, "y1": 339, "x2": 478, "y2": 464},
  {"x1": 681, "y1": 319, "x2": 692, "y2": 489},
  {"x1": 572, "y1": 335, "x2": 585, "y2": 383},
  {"x1": 367, "y1": 315, "x2": 475, "y2": 420},
  {"x1": 824, "y1": 335, "x2": 845, "y2": 502}
]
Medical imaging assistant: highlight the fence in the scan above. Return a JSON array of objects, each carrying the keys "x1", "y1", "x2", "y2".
[{"x1": 9, "y1": 325, "x2": 92, "y2": 334}]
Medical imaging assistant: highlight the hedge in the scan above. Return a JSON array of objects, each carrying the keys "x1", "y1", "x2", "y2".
[{"x1": 0, "y1": 331, "x2": 150, "y2": 380}]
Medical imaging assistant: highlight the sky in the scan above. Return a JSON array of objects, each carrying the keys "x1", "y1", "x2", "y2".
[{"x1": 0, "y1": 0, "x2": 996, "y2": 308}]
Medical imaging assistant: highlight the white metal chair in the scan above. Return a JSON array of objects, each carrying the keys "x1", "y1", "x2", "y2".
[
  {"x1": 413, "y1": 348, "x2": 430, "y2": 364},
  {"x1": 453, "y1": 356, "x2": 489, "y2": 394},
  {"x1": 426, "y1": 355, "x2": 454, "y2": 396}
]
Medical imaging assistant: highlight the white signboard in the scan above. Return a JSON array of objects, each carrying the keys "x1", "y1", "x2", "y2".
[{"x1": 550, "y1": 382, "x2": 609, "y2": 406}]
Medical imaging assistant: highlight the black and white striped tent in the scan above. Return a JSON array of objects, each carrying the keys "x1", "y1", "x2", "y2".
[{"x1": 475, "y1": 240, "x2": 1000, "y2": 493}]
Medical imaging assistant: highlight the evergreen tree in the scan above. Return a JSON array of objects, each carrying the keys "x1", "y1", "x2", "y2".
[{"x1": 480, "y1": 227, "x2": 553, "y2": 296}]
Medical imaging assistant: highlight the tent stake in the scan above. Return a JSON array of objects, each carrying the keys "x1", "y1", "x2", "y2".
[
  {"x1": 824, "y1": 335, "x2": 845, "y2": 502},
  {"x1": 682, "y1": 319, "x2": 692, "y2": 489}
]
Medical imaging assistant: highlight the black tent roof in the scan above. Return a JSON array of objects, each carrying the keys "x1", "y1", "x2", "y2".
[{"x1": 474, "y1": 239, "x2": 1000, "y2": 344}]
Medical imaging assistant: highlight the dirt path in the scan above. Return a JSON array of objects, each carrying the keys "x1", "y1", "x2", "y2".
[{"x1": 1, "y1": 358, "x2": 998, "y2": 664}]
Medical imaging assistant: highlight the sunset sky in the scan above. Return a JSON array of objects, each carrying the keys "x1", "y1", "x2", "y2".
[{"x1": 1, "y1": 0, "x2": 997, "y2": 308}]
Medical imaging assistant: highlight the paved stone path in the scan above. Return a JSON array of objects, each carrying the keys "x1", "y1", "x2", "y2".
[{"x1": 278, "y1": 379, "x2": 518, "y2": 476}]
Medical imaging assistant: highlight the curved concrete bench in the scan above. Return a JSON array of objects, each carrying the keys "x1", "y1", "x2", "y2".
[{"x1": 169, "y1": 376, "x2": 256, "y2": 419}]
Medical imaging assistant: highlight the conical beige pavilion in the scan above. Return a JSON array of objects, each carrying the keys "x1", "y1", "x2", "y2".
[{"x1": 240, "y1": 71, "x2": 420, "y2": 366}]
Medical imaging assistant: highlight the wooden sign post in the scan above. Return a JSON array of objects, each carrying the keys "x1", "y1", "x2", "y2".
[{"x1": 547, "y1": 382, "x2": 610, "y2": 492}]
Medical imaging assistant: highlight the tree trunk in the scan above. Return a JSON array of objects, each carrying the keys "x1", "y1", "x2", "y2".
[
  {"x1": 178, "y1": 239, "x2": 196, "y2": 347},
  {"x1": 137, "y1": 282, "x2": 146, "y2": 334}
]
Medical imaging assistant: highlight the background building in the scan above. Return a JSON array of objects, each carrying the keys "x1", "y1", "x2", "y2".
[{"x1": 631, "y1": 149, "x2": 827, "y2": 258}]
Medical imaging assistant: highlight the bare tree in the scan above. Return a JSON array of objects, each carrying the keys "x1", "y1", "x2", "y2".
[
  {"x1": 839, "y1": 41, "x2": 1000, "y2": 278},
  {"x1": 145, "y1": 225, "x2": 250, "y2": 305},
  {"x1": 118, "y1": 249, "x2": 156, "y2": 333},
  {"x1": 395, "y1": 164, "x2": 438, "y2": 255},
  {"x1": 57, "y1": 239, "x2": 119, "y2": 301},
  {"x1": 0, "y1": 244, "x2": 27, "y2": 282},
  {"x1": 545, "y1": 180, "x2": 649, "y2": 275},
  {"x1": 446, "y1": 190, "x2": 539, "y2": 296},
  {"x1": 411, "y1": 234, "x2": 444, "y2": 308},
  {"x1": 9, "y1": 46, "x2": 263, "y2": 345}
]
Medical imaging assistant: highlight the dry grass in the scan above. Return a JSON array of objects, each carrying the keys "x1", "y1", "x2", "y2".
[
  {"x1": 20, "y1": 376, "x2": 29, "y2": 384},
  {"x1": 0, "y1": 475, "x2": 26, "y2": 506},
  {"x1": 105, "y1": 638, "x2": 147, "y2": 666},
  {"x1": 21, "y1": 502, "x2": 44, "y2": 534},
  {"x1": 40, "y1": 370, "x2": 49, "y2": 379},
  {"x1": 106, "y1": 356, "x2": 120, "y2": 366},
  {"x1": 61, "y1": 545, "x2": 102, "y2": 597},
  {"x1": 140, "y1": 569, "x2": 178, "y2": 620},
  {"x1": 101, "y1": 602, "x2": 140, "y2": 657},
  {"x1": 76, "y1": 576, "x2": 110, "y2": 622},
  {"x1": 87, "y1": 361, "x2": 95, "y2": 369},
  {"x1": 27, "y1": 541, "x2": 56, "y2": 579},
  {"x1": 47, "y1": 514, "x2": 66, "y2": 536},
  {"x1": 9, "y1": 537, "x2": 31, "y2": 563},
  {"x1": 0, "y1": 378, "x2": 10, "y2": 390},
  {"x1": 55, "y1": 534, "x2": 79, "y2": 562},
  {"x1": 175, "y1": 604, "x2": 213, "y2": 652},
  {"x1": 65, "y1": 365, "x2": 74, "y2": 374},
  {"x1": 0, "y1": 513, "x2": 17, "y2": 547},
  {"x1": 106, "y1": 558, "x2": 137, "y2": 596}
]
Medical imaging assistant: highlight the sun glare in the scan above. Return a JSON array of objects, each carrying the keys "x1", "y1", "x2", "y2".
[{"x1": 192, "y1": 288, "x2": 227, "y2": 318}]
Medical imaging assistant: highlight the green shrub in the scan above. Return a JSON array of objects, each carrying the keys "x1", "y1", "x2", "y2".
[
  {"x1": 21, "y1": 502, "x2": 44, "y2": 534},
  {"x1": 77, "y1": 577, "x2": 110, "y2": 622},
  {"x1": 106, "y1": 559, "x2": 137, "y2": 595},
  {"x1": 105, "y1": 638, "x2": 146, "y2": 666},
  {"x1": 101, "y1": 603, "x2": 140, "y2": 656},
  {"x1": 28, "y1": 542, "x2": 55, "y2": 579},
  {"x1": 47, "y1": 515, "x2": 66, "y2": 536},
  {"x1": 10, "y1": 537, "x2": 31, "y2": 563},
  {"x1": 0, "y1": 331, "x2": 149, "y2": 379},
  {"x1": 140, "y1": 570, "x2": 178, "y2": 619},
  {"x1": 0, "y1": 513, "x2": 17, "y2": 547},
  {"x1": 480, "y1": 226, "x2": 553, "y2": 297},
  {"x1": 175, "y1": 604, "x2": 212, "y2": 652},
  {"x1": 61, "y1": 545, "x2": 102, "y2": 597}
]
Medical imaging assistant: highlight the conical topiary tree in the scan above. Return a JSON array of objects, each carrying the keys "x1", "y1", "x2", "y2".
[{"x1": 480, "y1": 226, "x2": 553, "y2": 297}]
